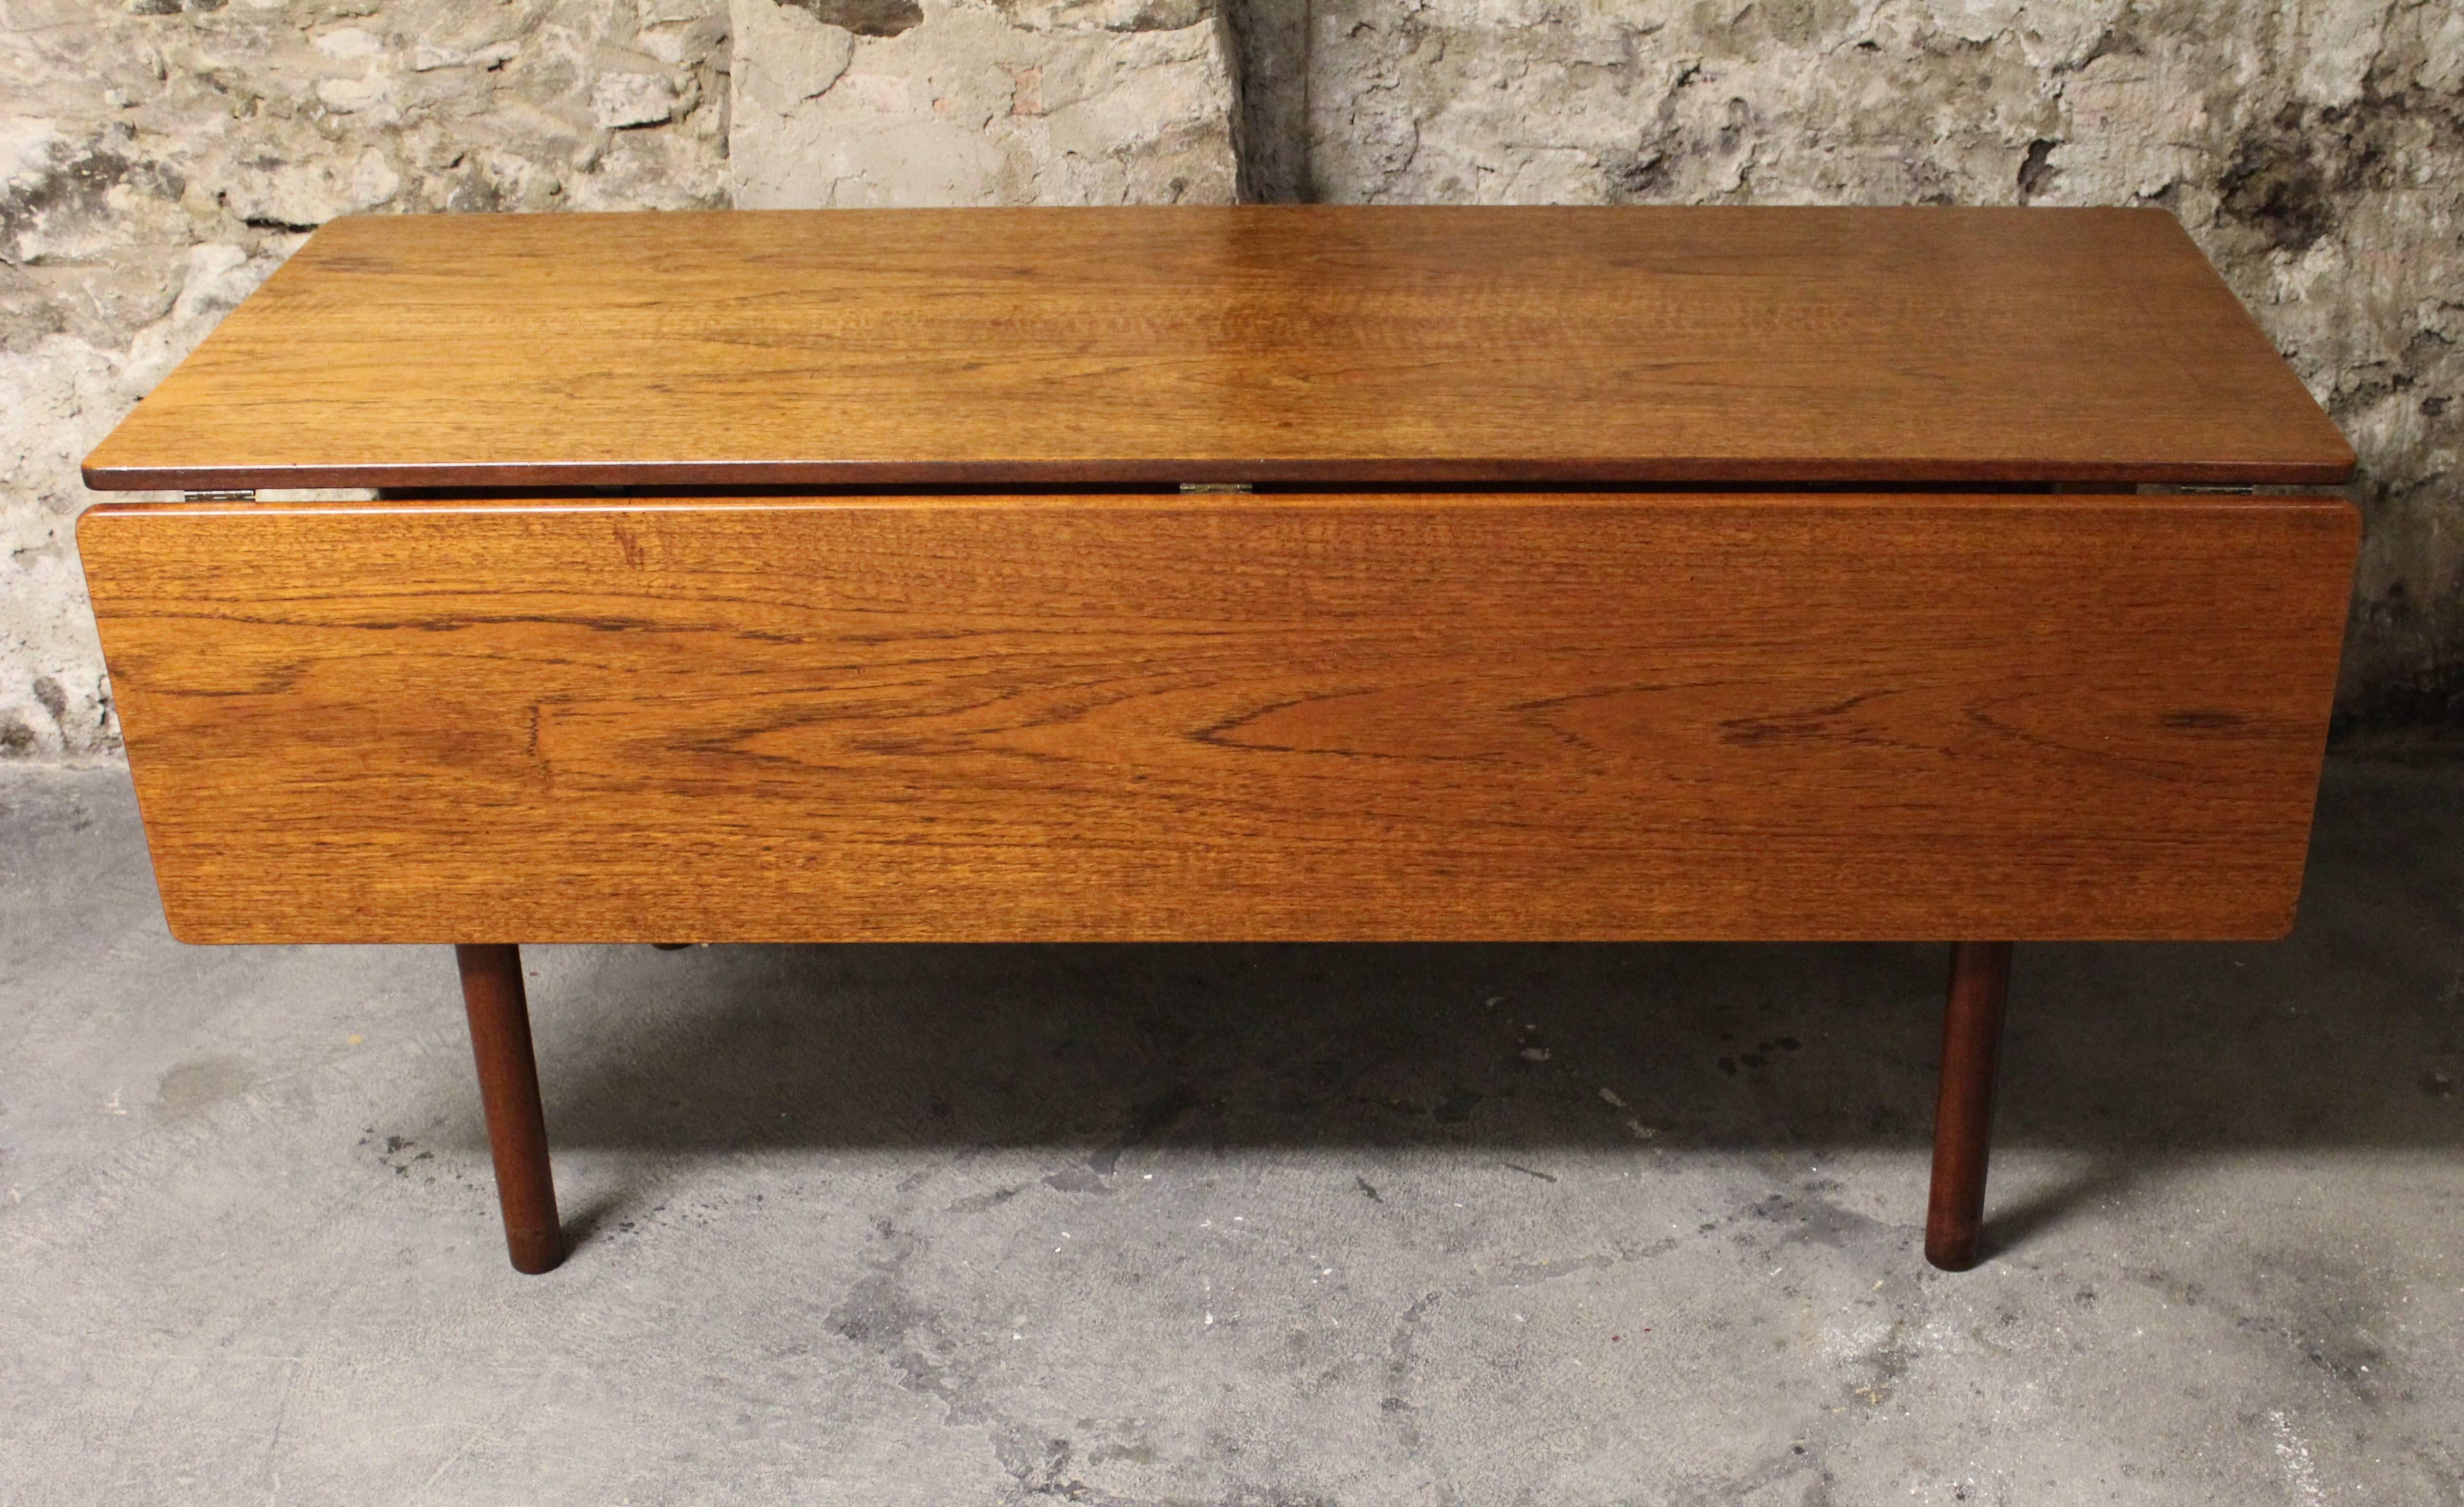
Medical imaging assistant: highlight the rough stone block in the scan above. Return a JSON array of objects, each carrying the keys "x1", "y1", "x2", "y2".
[{"x1": 728, "y1": 0, "x2": 1238, "y2": 207}]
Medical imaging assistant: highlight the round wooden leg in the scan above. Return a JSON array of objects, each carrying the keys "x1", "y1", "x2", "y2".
[
  {"x1": 454, "y1": 943, "x2": 564, "y2": 1274},
  {"x1": 1925, "y1": 941, "x2": 2013, "y2": 1271}
]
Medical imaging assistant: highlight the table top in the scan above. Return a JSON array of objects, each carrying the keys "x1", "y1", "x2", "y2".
[{"x1": 81, "y1": 206, "x2": 2353, "y2": 492}]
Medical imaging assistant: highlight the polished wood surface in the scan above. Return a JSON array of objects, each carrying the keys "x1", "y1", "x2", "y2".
[
  {"x1": 79, "y1": 490, "x2": 2355, "y2": 944},
  {"x1": 455, "y1": 944, "x2": 561, "y2": 1274},
  {"x1": 80, "y1": 207, "x2": 2352, "y2": 492},
  {"x1": 1926, "y1": 941, "x2": 2014, "y2": 1271}
]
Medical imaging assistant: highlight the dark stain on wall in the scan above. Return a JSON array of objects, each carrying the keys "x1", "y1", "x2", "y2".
[
  {"x1": 0, "y1": 143, "x2": 185, "y2": 258},
  {"x1": 2016, "y1": 138, "x2": 2060, "y2": 202},
  {"x1": 1603, "y1": 149, "x2": 1675, "y2": 200},
  {"x1": 2218, "y1": 105, "x2": 2343, "y2": 253},
  {"x1": 779, "y1": 0, "x2": 922, "y2": 39}
]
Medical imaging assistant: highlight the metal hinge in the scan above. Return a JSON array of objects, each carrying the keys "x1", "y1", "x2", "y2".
[
  {"x1": 184, "y1": 489, "x2": 257, "y2": 502},
  {"x1": 1178, "y1": 482, "x2": 1253, "y2": 494}
]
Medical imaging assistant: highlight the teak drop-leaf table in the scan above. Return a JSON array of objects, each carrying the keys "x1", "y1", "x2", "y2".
[{"x1": 77, "y1": 206, "x2": 2359, "y2": 1274}]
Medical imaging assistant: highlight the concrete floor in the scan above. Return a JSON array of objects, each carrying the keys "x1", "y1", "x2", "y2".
[{"x1": 1, "y1": 761, "x2": 2459, "y2": 1505}]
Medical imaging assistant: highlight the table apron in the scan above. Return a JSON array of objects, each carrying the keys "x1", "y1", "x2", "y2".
[{"x1": 76, "y1": 491, "x2": 2359, "y2": 944}]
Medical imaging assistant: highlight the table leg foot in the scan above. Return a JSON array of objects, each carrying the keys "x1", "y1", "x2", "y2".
[
  {"x1": 454, "y1": 943, "x2": 563, "y2": 1274},
  {"x1": 1925, "y1": 940, "x2": 2013, "y2": 1272}
]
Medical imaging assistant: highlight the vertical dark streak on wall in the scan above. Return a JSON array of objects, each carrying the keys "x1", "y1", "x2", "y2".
[{"x1": 1223, "y1": 0, "x2": 1315, "y2": 203}]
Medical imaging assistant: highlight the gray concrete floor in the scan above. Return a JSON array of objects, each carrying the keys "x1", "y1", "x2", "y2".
[{"x1": 1, "y1": 761, "x2": 2459, "y2": 1505}]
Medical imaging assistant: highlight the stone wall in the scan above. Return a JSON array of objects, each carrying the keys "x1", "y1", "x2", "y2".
[{"x1": 3, "y1": 0, "x2": 2458, "y2": 759}]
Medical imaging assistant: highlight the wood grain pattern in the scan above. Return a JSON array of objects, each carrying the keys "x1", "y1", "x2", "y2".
[
  {"x1": 80, "y1": 207, "x2": 2353, "y2": 492},
  {"x1": 78, "y1": 491, "x2": 2357, "y2": 944}
]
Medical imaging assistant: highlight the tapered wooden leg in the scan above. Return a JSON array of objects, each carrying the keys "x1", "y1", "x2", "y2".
[
  {"x1": 1925, "y1": 941, "x2": 2013, "y2": 1271},
  {"x1": 454, "y1": 943, "x2": 563, "y2": 1274}
]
